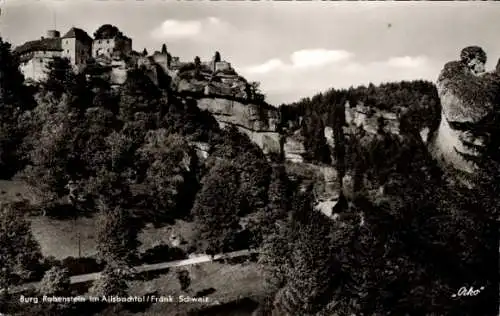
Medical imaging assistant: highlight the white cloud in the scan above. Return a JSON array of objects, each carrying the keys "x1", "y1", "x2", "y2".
[
  {"x1": 240, "y1": 52, "x2": 436, "y2": 105},
  {"x1": 244, "y1": 59, "x2": 285, "y2": 74},
  {"x1": 207, "y1": 17, "x2": 221, "y2": 24},
  {"x1": 151, "y1": 19, "x2": 202, "y2": 39},
  {"x1": 244, "y1": 49, "x2": 353, "y2": 74},
  {"x1": 290, "y1": 49, "x2": 353, "y2": 68},
  {"x1": 386, "y1": 56, "x2": 427, "y2": 68},
  {"x1": 151, "y1": 17, "x2": 231, "y2": 41}
]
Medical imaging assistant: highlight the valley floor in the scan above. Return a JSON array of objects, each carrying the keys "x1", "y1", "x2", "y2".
[{"x1": 0, "y1": 179, "x2": 267, "y2": 315}]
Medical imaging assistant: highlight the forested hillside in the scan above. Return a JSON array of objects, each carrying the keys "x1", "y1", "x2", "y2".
[
  {"x1": 0, "y1": 35, "x2": 497, "y2": 316},
  {"x1": 279, "y1": 80, "x2": 441, "y2": 165}
]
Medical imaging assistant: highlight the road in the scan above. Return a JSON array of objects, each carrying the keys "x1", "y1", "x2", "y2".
[{"x1": 11, "y1": 249, "x2": 259, "y2": 293}]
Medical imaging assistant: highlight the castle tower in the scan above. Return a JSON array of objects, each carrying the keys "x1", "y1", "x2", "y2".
[{"x1": 61, "y1": 27, "x2": 92, "y2": 67}]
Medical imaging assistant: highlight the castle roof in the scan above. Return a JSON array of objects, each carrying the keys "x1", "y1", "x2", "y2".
[
  {"x1": 13, "y1": 38, "x2": 62, "y2": 56},
  {"x1": 62, "y1": 27, "x2": 93, "y2": 43}
]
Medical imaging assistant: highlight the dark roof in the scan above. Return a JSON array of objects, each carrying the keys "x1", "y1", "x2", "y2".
[
  {"x1": 62, "y1": 27, "x2": 93, "y2": 43},
  {"x1": 13, "y1": 38, "x2": 62, "y2": 56}
]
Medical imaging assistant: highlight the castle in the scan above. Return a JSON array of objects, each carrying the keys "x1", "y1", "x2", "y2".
[
  {"x1": 14, "y1": 28, "x2": 94, "y2": 82},
  {"x1": 14, "y1": 25, "x2": 133, "y2": 82},
  {"x1": 13, "y1": 25, "x2": 245, "y2": 98}
]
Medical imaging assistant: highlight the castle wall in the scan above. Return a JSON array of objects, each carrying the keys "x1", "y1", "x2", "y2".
[
  {"x1": 19, "y1": 51, "x2": 61, "y2": 82},
  {"x1": 215, "y1": 61, "x2": 231, "y2": 72},
  {"x1": 75, "y1": 39, "x2": 92, "y2": 65},
  {"x1": 93, "y1": 38, "x2": 116, "y2": 58},
  {"x1": 61, "y1": 38, "x2": 77, "y2": 65},
  {"x1": 93, "y1": 37, "x2": 131, "y2": 59}
]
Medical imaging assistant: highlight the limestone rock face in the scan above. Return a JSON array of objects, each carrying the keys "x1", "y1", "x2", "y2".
[
  {"x1": 190, "y1": 141, "x2": 211, "y2": 160},
  {"x1": 344, "y1": 101, "x2": 400, "y2": 136},
  {"x1": 196, "y1": 98, "x2": 278, "y2": 131},
  {"x1": 324, "y1": 126, "x2": 335, "y2": 148},
  {"x1": 286, "y1": 162, "x2": 340, "y2": 218},
  {"x1": 283, "y1": 130, "x2": 305, "y2": 163},
  {"x1": 429, "y1": 47, "x2": 500, "y2": 186},
  {"x1": 177, "y1": 79, "x2": 206, "y2": 94},
  {"x1": 195, "y1": 97, "x2": 283, "y2": 156}
]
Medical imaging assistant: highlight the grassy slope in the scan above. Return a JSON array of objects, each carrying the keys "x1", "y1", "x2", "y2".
[
  {"x1": 127, "y1": 262, "x2": 266, "y2": 316},
  {"x1": 29, "y1": 215, "x2": 197, "y2": 260},
  {"x1": 2, "y1": 179, "x2": 268, "y2": 315}
]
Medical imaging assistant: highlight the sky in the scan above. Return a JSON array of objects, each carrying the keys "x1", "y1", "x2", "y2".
[{"x1": 1, "y1": 0, "x2": 500, "y2": 105}]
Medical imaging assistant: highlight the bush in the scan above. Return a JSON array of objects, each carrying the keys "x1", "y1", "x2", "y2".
[
  {"x1": 39, "y1": 266, "x2": 70, "y2": 296},
  {"x1": 61, "y1": 257, "x2": 105, "y2": 276},
  {"x1": 140, "y1": 245, "x2": 187, "y2": 264}
]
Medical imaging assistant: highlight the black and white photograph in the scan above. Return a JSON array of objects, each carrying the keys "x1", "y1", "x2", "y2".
[{"x1": 0, "y1": 0, "x2": 498, "y2": 315}]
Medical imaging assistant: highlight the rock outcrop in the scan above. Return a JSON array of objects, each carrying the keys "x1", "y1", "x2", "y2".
[
  {"x1": 344, "y1": 101, "x2": 400, "y2": 136},
  {"x1": 427, "y1": 46, "x2": 500, "y2": 186},
  {"x1": 195, "y1": 97, "x2": 282, "y2": 156},
  {"x1": 283, "y1": 130, "x2": 306, "y2": 163}
]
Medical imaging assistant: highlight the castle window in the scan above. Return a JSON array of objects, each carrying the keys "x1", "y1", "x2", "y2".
[{"x1": 107, "y1": 40, "x2": 110, "y2": 44}]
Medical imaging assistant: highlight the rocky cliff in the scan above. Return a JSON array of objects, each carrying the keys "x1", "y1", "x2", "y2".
[
  {"x1": 428, "y1": 47, "x2": 500, "y2": 187},
  {"x1": 187, "y1": 95, "x2": 340, "y2": 217},
  {"x1": 132, "y1": 55, "x2": 342, "y2": 215},
  {"x1": 344, "y1": 101, "x2": 401, "y2": 136},
  {"x1": 195, "y1": 97, "x2": 282, "y2": 156}
]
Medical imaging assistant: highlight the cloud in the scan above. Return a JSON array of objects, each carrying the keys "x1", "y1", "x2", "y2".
[
  {"x1": 290, "y1": 49, "x2": 353, "y2": 68},
  {"x1": 386, "y1": 56, "x2": 428, "y2": 68},
  {"x1": 151, "y1": 17, "x2": 230, "y2": 41},
  {"x1": 151, "y1": 19, "x2": 202, "y2": 39},
  {"x1": 244, "y1": 49, "x2": 353, "y2": 74},
  {"x1": 245, "y1": 59, "x2": 285, "y2": 74},
  {"x1": 240, "y1": 51, "x2": 437, "y2": 105}
]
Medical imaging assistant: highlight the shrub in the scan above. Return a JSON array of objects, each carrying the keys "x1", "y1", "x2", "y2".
[
  {"x1": 140, "y1": 245, "x2": 187, "y2": 264},
  {"x1": 60, "y1": 257, "x2": 105, "y2": 276},
  {"x1": 39, "y1": 266, "x2": 70, "y2": 296}
]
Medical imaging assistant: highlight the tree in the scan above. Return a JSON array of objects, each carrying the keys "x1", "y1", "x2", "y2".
[
  {"x1": 20, "y1": 101, "x2": 81, "y2": 215},
  {"x1": 194, "y1": 56, "x2": 201, "y2": 68},
  {"x1": 246, "y1": 164, "x2": 289, "y2": 246},
  {"x1": 88, "y1": 265, "x2": 128, "y2": 297},
  {"x1": 94, "y1": 24, "x2": 123, "y2": 40},
  {"x1": 161, "y1": 44, "x2": 168, "y2": 54},
  {"x1": 136, "y1": 131, "x2": 198, "y2": 223},
  {"x1": 119, "y1": 69, "x2": 161, "y2": 123},
  {"x1": 44, "y1": 57, "x2": 91, "y2": 111},
  {"x1": 142, "y1": 48, "x2": 148, "y2": 57},
  {"x1": 301, "y1": 112, "x2": 331, "y2": 164},
  {"x1": 263, "y1": 164, "x2": 288, "y2": 227},
  {"x1": 265, "y1": 192, "x2": 340, "y2": 316},
  {"x1": 177, "y1": 269, "x2": 191, "y2": 293},
  {"x1": 331, "y1": 102, "x2": 346, "y2": 182},
  {"x1": 0, "y1": 202, "x2": 42, "y2": 291},
  {"x1": 209, "y1": 126, "x2": 271, "y2": 215},
  {"x1": 0, "y1": 38, "x2": 34, "y2": 177},
  {"x1": 192, "y1": 160, "x2": 241, "y2": 255},
  {"x1": 39, "y1": 266, "x2": 70, "y2": 296},
  {"x1": 213, "y1": 51, "x2": 221, "y2": 63},
  {"x1": 95, "y1": 205, "x2": 139, "y2": 266}
]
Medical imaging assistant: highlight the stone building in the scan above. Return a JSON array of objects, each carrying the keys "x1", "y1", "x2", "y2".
[
  {"x1": 60, "y1": 27, "x2": 93, "y2": 69},
  {"x1": 214, "y1": 61, "x2": 232, "y2": 72},
  {"x1": 14, "y1": 28, "x2": 92, "y2": 82},
  {"x1": 92, "y1": 32, "x2": 132, "y2": 59}
]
